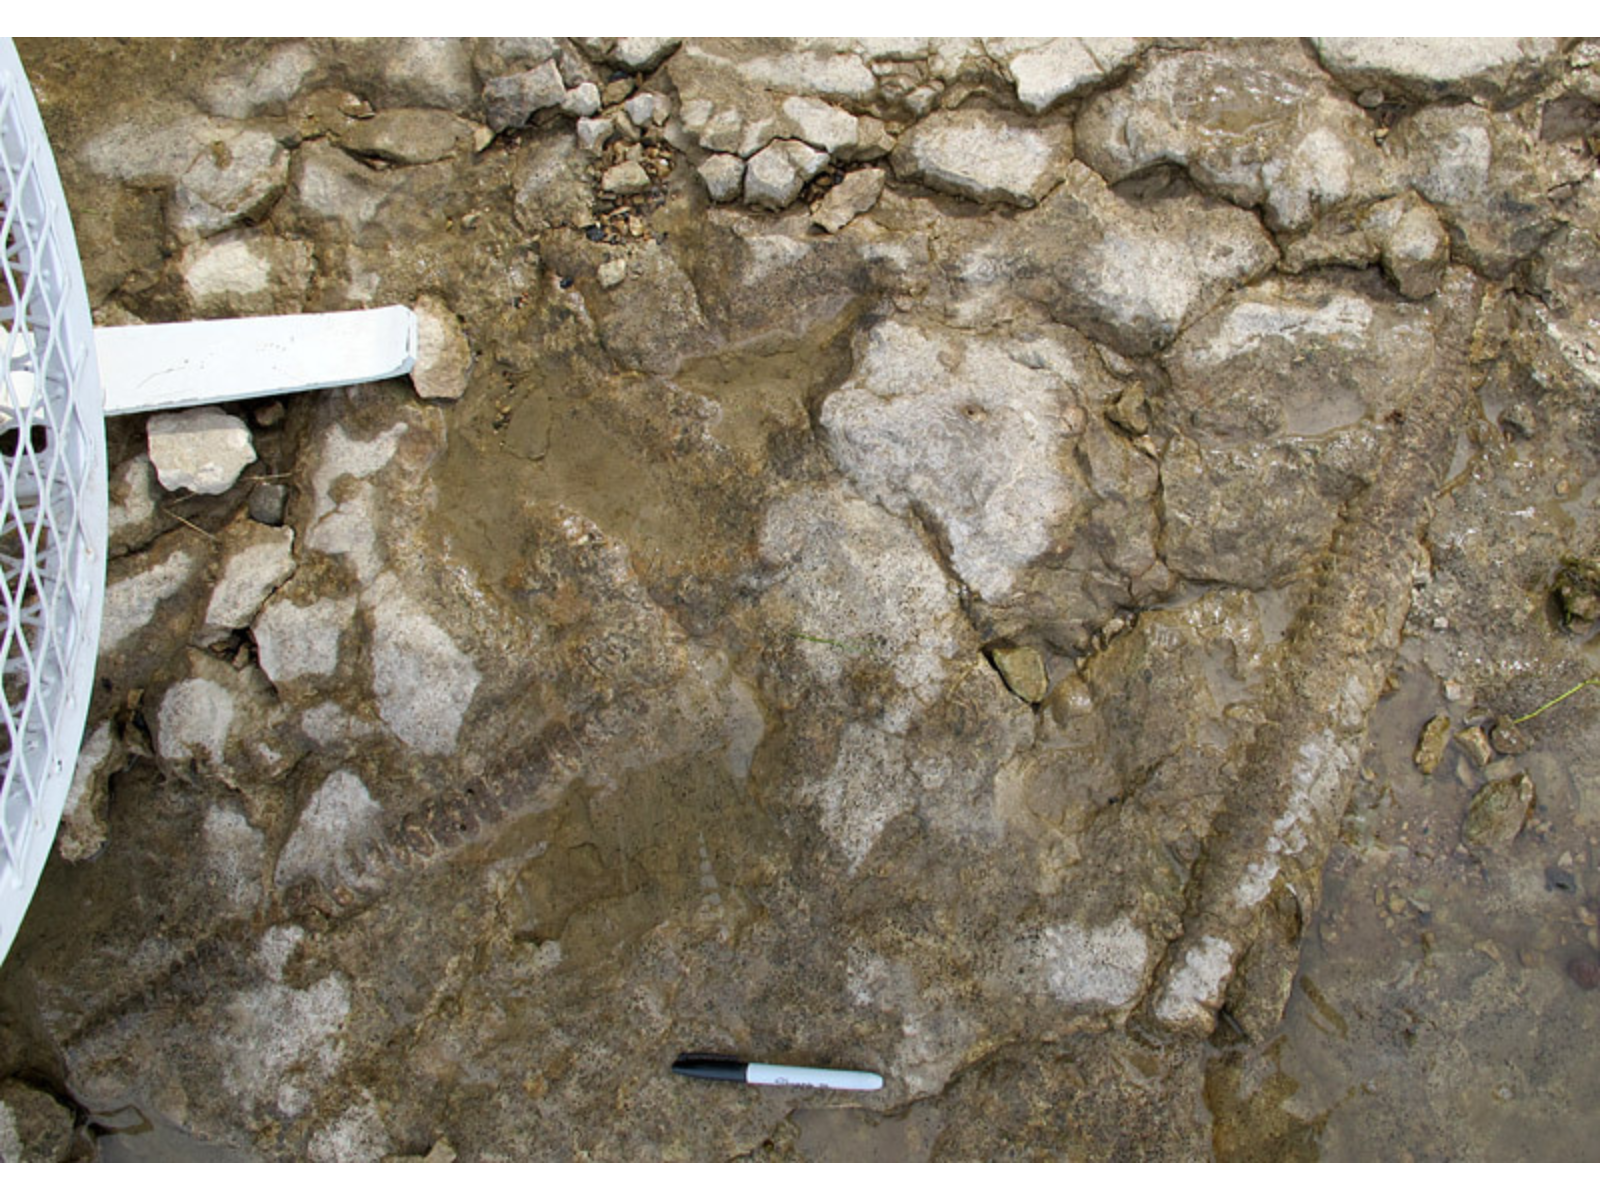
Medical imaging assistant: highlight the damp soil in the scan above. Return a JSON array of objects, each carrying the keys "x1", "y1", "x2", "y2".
[{"x1": 4, "y1": 37, "x2": 1600, "y2": 1163}]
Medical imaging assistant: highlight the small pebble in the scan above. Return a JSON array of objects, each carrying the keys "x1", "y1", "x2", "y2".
[
  {"x1": 1454, "y1": 725, "x2": 1494, "y2": 769},
  {"x1": 1490, "y1": 717, "x2": 1531, "y2": 756},
  {"x1": 1357, "y1": 88, "x2": 1386, "y2": 108},
  {"x1": 252, "y1": 400, "x2": 285, "y2": 428},
  {"x1": 1566, "y1": 955, "x2": 1600, "y2": 990},
  {"x1": 248, "y1": 481, "x2": 289, "y2": 527},
  {"x1": 598, "y1": 259, "x2": 627, "y2": 289}
]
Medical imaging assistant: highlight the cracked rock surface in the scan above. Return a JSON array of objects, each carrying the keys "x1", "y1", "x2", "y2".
[{"x1": 4, "y1": 36, "x2": 1600, "y2": 1162}]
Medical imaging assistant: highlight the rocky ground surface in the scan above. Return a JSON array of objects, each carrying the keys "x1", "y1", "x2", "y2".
[{"x1": 2, "y1": 36, "x2": 1600, "y2": 1161}]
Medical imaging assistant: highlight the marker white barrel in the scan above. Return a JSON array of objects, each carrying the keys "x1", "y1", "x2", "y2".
[
  {"x1": 672, "y1": 1053, "x2": 884, "y2": 1091},
  {"x1": 745, "y1": 1062, "x2": 883, "y2": 1091}
]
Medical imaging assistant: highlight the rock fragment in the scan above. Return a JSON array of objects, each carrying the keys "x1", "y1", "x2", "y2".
[
  {"x1": 339, "y1": 108, "x2": 479, "y2": 164},
  {"x1": 744, "y1": 139, "x2": 828, "y2": 210},
  {"x1": 1312, "y1": 37, "x2": 1567, "y2": 108},
  {"x1": 1377, "y1": 198, "x2": 1450, "y2": 299},
  {"x1": 1075, "y1": 50, "x2": 1383, "y2": 232},
  {"x1": 991, "y1": 645, "x2": 1050, "y2": 704},
  {"x1": 410, "y1": 294, "x2": 472, "y2": 401},
  {"x1": 1415, "y1": 713, "x2": 1451, "y2": 775},
  {"x1": 600, "y1": 161, "x2": 651, "y2": 196},
  {"x1": 58, "y1": 721, "x2": 123, "y2": 862},
  {"x1": 1454, "y1": 725, "x2": 1494, "y2": 770},
  {"x1": 810, "y1": 167, "x2": 885, "y2": 233},
  {"x1": 1001, "y1": 37, "x2": 1142, "y2": 113},
  {"x1": 146, "y1": 406, "x2": 257, "y2": 495},
  {"x1": 200, "y1": 518, "x2": 297, "y2": 641},
  {"x1": 1553, "y1": 557, "x2": 1600, "y2": 626},
  {"x1": 0, "y1": 1079, "x2": 76, "y2": 1162},
  {"x1": 1462, "y1": 773, "x2": 1536, "y2": 848},
  {"x1": 483, "y1": 60, "x2": 566, "y2": 133},
  {"x1": 1389, "y1": 104, "x2": 1559, "y2": 279},
  {"x1": 249, "y1": 482, "x2": 289, "y2": 527},
  {"x1": 1010, "y1": 162, "x2": 1278, "y2": 356},
  {"x1": 561, "y1": 82, "x2": 601, "y2": 118},
  {"x1": 254, "y1": 593, "x2": 358, "y2": 692},
  {"x1": 891, "y1": 108, "x2": 1070, "y2": 208},
  {"x1": 697, "y1": 153, "x2": 745, "y2": 202}
]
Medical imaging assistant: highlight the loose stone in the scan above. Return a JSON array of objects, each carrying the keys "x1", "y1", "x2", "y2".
[
  {"x1": 600, "y1": 161, "x2": 651, "y2": 196},
  {"x1": 1454, "y1": 725, "x2": 1494, "y2": 769},
  {"x1": 410, "y1": 294, "x2": 472, "y2": 401},
  {"x1": 1462, "y1": 773, "x2": 1536, "y2": 848},
  {"x1": 697, "y1": 153, "x2": 745, "y2": 203},
  {"x1": 990, "y1": 645, "x2": 1050, "y2": 705},
  {"x1": 1414, "y1": 713, "x2": 1451, "y2": 775},
  {"x1": 146, "y1": 406, "x2": 257, "y2": 495}
]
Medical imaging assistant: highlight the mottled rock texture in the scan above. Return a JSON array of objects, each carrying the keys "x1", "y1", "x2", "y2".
[{"x1": 6, "y1": 36, "x2": 1600, "y2": 1165}]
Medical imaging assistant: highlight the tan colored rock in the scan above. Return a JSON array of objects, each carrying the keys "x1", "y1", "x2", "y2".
[
  {"x1": 1415, "y1": 713, "x2": 1451, "y2": 775},
  {"x1": 1463, "y1": 774, "x2": 1536, "y2": 848},
  {"x1": 992, "y1": 645, "x2": 1050, "y2": 704},
  {"x1": 810, "y1": 167, "x2": 885, "y2": 233},
  {"x1": 410, "y1": 294, "x2": 472, "y2": 401}
]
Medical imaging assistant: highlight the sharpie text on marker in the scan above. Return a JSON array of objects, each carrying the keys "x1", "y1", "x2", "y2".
[{"x1": 672, "y1": 1053, "x2": 884, "y2": 1092}]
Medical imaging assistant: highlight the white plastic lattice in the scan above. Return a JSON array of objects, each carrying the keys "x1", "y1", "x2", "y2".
[{"x1": 0, "y1": 40, "x2": 107, "y2": 964}]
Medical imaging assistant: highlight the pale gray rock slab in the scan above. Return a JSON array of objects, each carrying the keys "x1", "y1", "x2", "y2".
[
  {"x1": 821, "y1": 318, "x2": 1092, "y2": 603},
  {"x1": 156, "y1": 675, "x2": 235, "y2": 772},
  {"x1": 170, "y1": 127, "x2": 287, "y2": 241},
  {"x1": 1313, "y1": 37, "x2": 1567, "y2": 108},
  {"x1": 1076, "y1": 50, "x2": 1385, "y2": 232},
  {"x1": 1009, "y1": 162, "x2": 1278, "y2": 356},
  {"x1": 275, "y1": 769, "x2": 383, "y2": 890},
  {"x1": 201, "y1": 520, "x2": 296, "y2": 641},
  {"x1": 340, "y1": 108, "x2": 479, "y2": 165},
  {"x1": 611, "y1": 38, "x2": 683, "y2": 72},
  {"x1": 254, "y1": 593, "x2": 359, "y2": 690},
  {"x1": 600, "y1": 161, "x2": 651, "y2": 196},
  {"x1": 514, "y1": 129, "x2": 597, "y2": 228},
  {"x1": 697, "y1": 153, "x2": 745, "y2": 202},
  {"x1": 58, "y1": 721, "x2": 123, "y2": 863},
  {"x1": 358, "y1": 37, "x2": 479, "y2": 111},
  {"x1": 811, "y1": 167, "x2": 885, "y2": 233},
  {"x1": 1159, "y1": 278, "x2": 1437, "y2": 587},
  {"x1": 779, "y1": 94, "x2": 861, "y2": 153},
  {"x1": 201, "y1": 42, "x2": 320, "y2": 119},
  {"x1": 891, "y1": 108, "x2": 1071, "y2": 208},
  {"x1": 366, "y1": 574, "x2": 481, "y2": 756},
  {"x1": 108, "y1": 453, "x2": 160, "y2": 556},
  {"x1": 81, "y1": 106, "x2": 288, "y2": 241},
  {"x1": 1389, "y1": 104, "x2": 1560, "y2": 279},
  {"x1": 744, "y1": 139, "x2": 828, "y2": 210},
  {"x1": 410, "y1": 294, "x2": 472, "y2": 401},
  {"x1": 98, "y1": 540, "x2": 203, "y2": 658},
  {"x1": 483, "y1": 60, "x2": 566, "y2": 133},
  {"x1": 147, "y1": 406, "x2": 257, "y2": 495},
  {"x1": 292, "y1": 140, "x2": 389, "y2": 229},
  {"x1": 575, "y1": 116, "x2": 615, "y2": 155},
  {"x1": 202, "y1": 805, "x2": 268, "y2": 913},
  {"x1": 152, "y1": 648, "x2": 296, "y2": 791},
  {"x1": 1166, "y1": 277, "x2": 1437, "y2": 441},
  {"x1": 562, "y1": 82, "x2": 602, "y2": 118},
  {"x1": 179, "y1": 231, "x2": 313, "y2": 318},
  {"x1": 997, "y1": 37, "x2": 1142, "y2": 112}
]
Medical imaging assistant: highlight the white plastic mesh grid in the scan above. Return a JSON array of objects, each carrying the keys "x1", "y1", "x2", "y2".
[{"x1": 0, "y1": 40, "x2": 106, "y2": 964}]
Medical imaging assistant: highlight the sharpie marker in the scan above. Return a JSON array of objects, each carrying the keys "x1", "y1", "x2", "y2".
[{"x1": 672, "y1": 1052, "x2": 883, "y2": 1092}]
